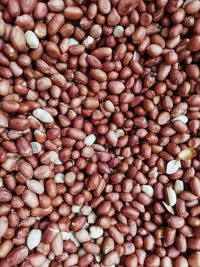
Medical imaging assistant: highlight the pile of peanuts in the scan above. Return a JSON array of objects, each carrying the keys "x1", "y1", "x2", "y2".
[{"x1": 0, "y1": 0, "x2": 200, "y2": 266}]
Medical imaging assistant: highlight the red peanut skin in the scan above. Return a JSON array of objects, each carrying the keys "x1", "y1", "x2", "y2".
[
  {"x1": 0, "y1": 0, "x2": 199, "y2": 266},
  {"x1": 6, "y1": 246, "x2": 29, "y2": 265}
]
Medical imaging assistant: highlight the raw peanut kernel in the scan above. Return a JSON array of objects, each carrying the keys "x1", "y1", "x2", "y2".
[
  {"x1": 178, "y1": 148, "x2": 197, "y2": 160},
  {"x1": 0, "y1": 1, "x2": 199, "y2": 266},
  {"x1": 10, "y1": 26, "x2": 27, "y2": 52}
]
